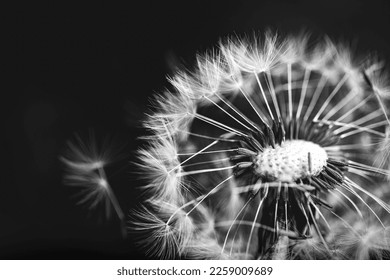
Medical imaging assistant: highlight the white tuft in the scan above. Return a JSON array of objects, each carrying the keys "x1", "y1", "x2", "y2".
[{"x1": 136, "y1": 136, "x2": 185, "y2": 203}]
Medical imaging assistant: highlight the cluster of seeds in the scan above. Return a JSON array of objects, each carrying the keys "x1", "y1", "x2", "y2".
[
  {"x1": 133, "y1": 32, "x2": 390, "y2": 259},
  {"x1": 255, "y1": 140, "x2": 328, "y2": 181}
]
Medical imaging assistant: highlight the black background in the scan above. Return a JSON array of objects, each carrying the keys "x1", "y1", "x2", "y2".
[{"x1": 4, "y1": 0, "x2": 390, "y2": 259}]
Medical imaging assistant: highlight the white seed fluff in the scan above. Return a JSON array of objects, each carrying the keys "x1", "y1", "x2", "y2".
[
  {"x1": 255, "y1": 140, "x2": 328, "y2": 182},
  {"x1": 132, "y1": 32, "x2": 390, "y2": 260}
]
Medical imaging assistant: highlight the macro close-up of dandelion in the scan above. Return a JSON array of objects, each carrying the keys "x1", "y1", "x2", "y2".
[
  {"x1": 7, "y1": 2, "x2": 390, "y2": 271},
  {"x1": 132, "y1": 32, "x2": 390, "y2": 260}
]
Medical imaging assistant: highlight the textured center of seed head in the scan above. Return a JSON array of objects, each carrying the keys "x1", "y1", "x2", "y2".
[{"x1": 255, "y1": 140, "x2": 328, "y2": 182}]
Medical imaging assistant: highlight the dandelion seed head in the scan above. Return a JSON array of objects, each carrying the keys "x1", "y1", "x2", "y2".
[
  {"x1": 134, "y1": 31, "x2": 390, "y2": 259},
  {"x1": 61, "y1": 134, "x2": 109, "y2": 189},
  {"x1": 60, "y1": 132, "x2": 126, "y2": 227}
]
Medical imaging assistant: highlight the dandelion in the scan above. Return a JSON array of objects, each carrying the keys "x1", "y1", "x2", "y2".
[
  {"x1": 134, "y1": 32, "x2": 390, "y2": 259},
  {"x1": 61, "y1": 132, "x2": 127, "y2": 238}
]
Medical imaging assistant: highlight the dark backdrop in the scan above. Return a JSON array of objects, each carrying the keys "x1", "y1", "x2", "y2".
[{"x1": 5, "y1": 0, "x2": 390, "y2": 259}]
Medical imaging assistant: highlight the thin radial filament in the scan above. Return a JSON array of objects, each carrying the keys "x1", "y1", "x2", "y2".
[{"x1": 255, "y1": 140, "x2": 328, "y2": 181}]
